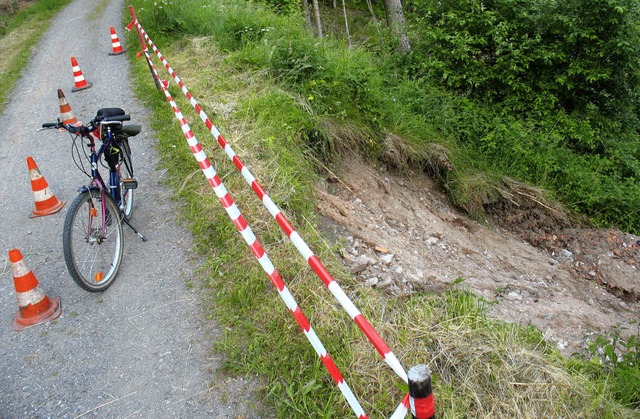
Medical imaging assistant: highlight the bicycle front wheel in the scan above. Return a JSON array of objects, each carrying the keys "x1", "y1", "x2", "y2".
[{"x1": 63, "y1": 189, "x2": 124, "y2": 292}]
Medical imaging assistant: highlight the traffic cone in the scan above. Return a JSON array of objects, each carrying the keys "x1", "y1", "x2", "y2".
[
  {"x1": 9, "y1": 249, "x2": 61, "y2": 331},
  {"x1": 108, "y1": 26, "x2": 126, "y2": 55},
  {"x1": 57, "y1": 89, "x2": 81, "y2": 128},
  {"x1": 70, "y1": 56, "x2": 92, "y2": 92},
  {"x1": 27, "y1": 156, "x2": 65, "y2": 218}
]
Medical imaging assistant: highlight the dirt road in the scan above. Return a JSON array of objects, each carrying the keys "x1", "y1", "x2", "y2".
[{"x1": 0, "y1": 1, "x2": 253, "y2": 417}]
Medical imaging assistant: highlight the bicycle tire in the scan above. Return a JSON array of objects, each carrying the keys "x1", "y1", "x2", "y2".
[
  {"x1": 118, "y1": 138, "x2": 134, "y2": 218},
  {"x1": 63, "y1": 189, "x2": 124, "y2": 292}
]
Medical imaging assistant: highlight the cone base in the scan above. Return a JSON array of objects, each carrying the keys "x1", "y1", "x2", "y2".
[
  {"x1": 109, "y1": 48, "x2": 127, "y2": 56},
  {"x1": 30, "y1": 199, "x2": 66, "y2": 218},
  {"x1": 14, "y1": 297, "x2": 61, "y2": 331},
  {"x1": 72, "y1": 81, "x2": 93, "y2": 92}
]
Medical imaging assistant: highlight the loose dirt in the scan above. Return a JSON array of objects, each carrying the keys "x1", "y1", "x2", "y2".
[{"x1": 316, "y1": 155, "x2": 639, "y2": 355}]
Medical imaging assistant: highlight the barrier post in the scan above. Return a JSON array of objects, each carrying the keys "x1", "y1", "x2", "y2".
[
  {"x1": 127, "y1": 6, "x2": 163, "y2": 91},
  {"x1": 408, "y1": 364, "x2": 435, "y2": 419}
]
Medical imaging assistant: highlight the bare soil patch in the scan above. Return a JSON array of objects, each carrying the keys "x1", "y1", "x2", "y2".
[{"x1": 316, "y1": 155, "x2": 639, "y2": 355}]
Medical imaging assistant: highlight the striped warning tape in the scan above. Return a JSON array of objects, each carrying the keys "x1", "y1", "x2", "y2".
[
  {"x1": 134, "y1": 37, "x2": 367, "y2": 418},
  {"x1": 390, "y1": 393, "x2": 411, "y2": 419},
  {"x1": 129, "y1": 11, "x2": 408, "y2": 385}
]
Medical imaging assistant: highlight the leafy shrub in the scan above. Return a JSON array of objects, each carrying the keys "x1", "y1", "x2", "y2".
[
  {"x1": 269, "y1": 35, "x2": 326, "y2": 83},
  {"x1": 570, "y1": 324, "x2": 640, "y2": 409}
]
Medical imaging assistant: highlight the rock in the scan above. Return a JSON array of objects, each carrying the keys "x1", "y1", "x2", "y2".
[
  {"x1": 349, "y1": 263, "x2": 368, "y2": 274},
  {"x1": 349, "y1": 255, "x2": 376, "y2": 273},
  {"x1": 507, "y1": 291, "x2": 522, "y2": 301},
  {"x1": 374, "y1": 245, "x2": 389, "y2": 254},
  {"x1": 364, "y1": 277, "x2": 379, "y2": 287},
  {"x1": 377, "y1": 277, "x2": 394, "y2": 288},
  {"x1": 426, "y1": 236, "x2": 438, "y2": 246},
  {"x1": 379, "y1": 254, "x2": 394, "y2": 264},
  {"x1": 560, "y1": 249, "x2": 574, "y2": 262}
]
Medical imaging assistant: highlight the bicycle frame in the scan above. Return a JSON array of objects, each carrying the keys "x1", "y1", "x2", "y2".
[
  {"x1": 84, "y1": 126, "x2": 120, "y2": 200},
  {"x1": 80, "y1": 124, "x2": 124, "y2": 239}
]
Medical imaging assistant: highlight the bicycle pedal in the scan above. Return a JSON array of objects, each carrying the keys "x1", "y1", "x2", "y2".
[{"x1": 122, "y1": 179, "x2": 138, "y2": 190}]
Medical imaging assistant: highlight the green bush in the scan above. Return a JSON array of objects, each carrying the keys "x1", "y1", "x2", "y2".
[
  {"x1": 569, "y1": 325, "x2": 640, "y2": 409},
  {"x1": 132, "y1": 0, "x2": 640, "y2": 232}
]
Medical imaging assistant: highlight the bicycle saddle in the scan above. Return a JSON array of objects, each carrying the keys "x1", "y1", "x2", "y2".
[
  {"x1": 96, "y1": 108, "x2": 125, "y2": 119},
  {"x1": 120, "y1": 125, "x2": 141, "y2": 137}
]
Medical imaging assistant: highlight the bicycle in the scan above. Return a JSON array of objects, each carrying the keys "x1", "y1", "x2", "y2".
[{"x1": 40, "y1": 108, "x2": 146, "y2": 292}]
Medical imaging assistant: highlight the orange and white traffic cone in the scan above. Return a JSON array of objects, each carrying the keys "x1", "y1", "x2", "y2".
[
  {"x1": 9, "y1": 248, "x2": 61, "y2": 331},
  {"x1": 57, "y1": 89, "x2": 81, "y2": 128},
  {"x1": 108, "y1": 26, "x2": 126, "y2": 55},
  {"x1": 70, "y1": 56, "x2": 92, "y2": 92},
  {"x1": 27, "y1": 156, "x2": 65, "y2": 218}
]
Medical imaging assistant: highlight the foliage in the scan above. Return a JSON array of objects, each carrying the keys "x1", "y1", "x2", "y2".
[
  {"x1": 569, "y1": 323, "x2": 640, "y2": 409},
  {"x1": 130, "y1": 0, "x2": 640, "y2": 237},
  {"x1": 403, "y1": 0, "x2": 640, "y2": 115},
  {"x1": 389, "y1": 0, "x2": 640, "y2": 232},
  {"x1": 127, "y1": 0, "x2": 640, "y2": 415}
]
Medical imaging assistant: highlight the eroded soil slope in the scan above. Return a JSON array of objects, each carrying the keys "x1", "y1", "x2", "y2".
[{"x1": 316, "y1": 156, "x2": 639, "y2": 355}]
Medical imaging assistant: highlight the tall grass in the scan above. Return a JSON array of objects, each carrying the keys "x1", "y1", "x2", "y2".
[
  {"x1": 131, "y1": 0, "x2": 640, "y2": 234},
  {"x1": 0, "y1": 0, "x2": 73, "y2": 111},
  {"x1": 125, "y1": 0, "x2": 638, "y2": 416}
]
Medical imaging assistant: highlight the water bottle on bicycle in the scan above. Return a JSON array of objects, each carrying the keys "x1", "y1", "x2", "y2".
[{"x1": 40, "y1": 108, "x2": 146, "y2": 292}]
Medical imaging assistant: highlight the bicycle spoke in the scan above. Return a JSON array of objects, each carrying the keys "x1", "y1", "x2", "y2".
[{"x1": 63, "y1": 190, "x2": 123, "y2": 292}]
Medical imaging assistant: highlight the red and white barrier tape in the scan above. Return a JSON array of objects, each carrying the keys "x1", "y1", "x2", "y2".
[
  {"x1": 134, "y1": 37, "x2": 367, "y2": 418},
  {"x1": 390, "y1": 393, "x2": 411, "y2": 419},
  {"x1": 129, "y1": 10, "x2": 408, "y2": 385}
]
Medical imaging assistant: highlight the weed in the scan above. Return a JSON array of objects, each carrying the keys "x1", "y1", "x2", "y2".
[
  {"x1": 125, "y1": 0, "x2": 639, "y2": 416},
  {"x1": 0, "y1": 0, "x2": 72, "y2": 112}
]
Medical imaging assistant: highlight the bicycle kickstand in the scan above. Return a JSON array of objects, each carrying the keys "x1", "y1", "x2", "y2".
[{"x1": 123, "y1": 217, "x2": 148, "y2": 242}]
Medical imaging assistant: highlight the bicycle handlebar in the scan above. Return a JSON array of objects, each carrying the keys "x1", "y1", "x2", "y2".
[
  {"x1": 40, "y1": 114, "x2": 131, "y2": 134},
  {"x1": 103, "y1": 115, "x2": 130, "y2": 122}
]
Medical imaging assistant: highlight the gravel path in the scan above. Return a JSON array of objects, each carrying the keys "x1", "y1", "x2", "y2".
[{"x1": 0, "y1": 1, "x2": 255, "y2": 417}]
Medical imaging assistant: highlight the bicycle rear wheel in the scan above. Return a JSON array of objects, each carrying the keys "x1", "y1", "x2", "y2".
[
  {"x1": 118, "y1": 138, "x2": 134, "y2": 218},
  {"x1": 63, "y1": 189, "x2": 124, "y2": 292}
]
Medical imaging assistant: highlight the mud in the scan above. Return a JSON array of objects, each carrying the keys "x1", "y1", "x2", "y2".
[{"x1": 316, "y1": 156, "x2": 639, "y2": 355}]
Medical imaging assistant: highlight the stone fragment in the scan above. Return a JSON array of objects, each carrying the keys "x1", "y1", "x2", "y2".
[
  {"x1": 379, "y1": 254, "x2": 394, "y2": 264},
  {"x1": 507, "y1": 291, "x2": 522, "y2": 301},
  {"x1": 364, "y1": 277, "x2": 379, "y2": 287},
  {"x1": 374, "y1": 245, "x2": 389, "y2": 254}
]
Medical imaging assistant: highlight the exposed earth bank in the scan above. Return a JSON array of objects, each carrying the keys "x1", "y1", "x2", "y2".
[{"x1": 316, "y1": 155, "x2": 639, "y2": 355}]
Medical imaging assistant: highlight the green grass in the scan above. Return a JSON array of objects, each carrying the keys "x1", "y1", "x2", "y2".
[
  {"x1": 124, "y1": 2, "x2": 639, "y2": 416},
  {"x1": 0, "y1": 0, "x2": 73, "y2": 113}
]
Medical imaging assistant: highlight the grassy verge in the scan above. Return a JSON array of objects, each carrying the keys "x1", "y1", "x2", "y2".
[
  {"x1": 0, "y1": 0, "x2": 73, "y2": 112},
  {"x1": 125, "y1": 7, "x2": 638, "y2": 416}
]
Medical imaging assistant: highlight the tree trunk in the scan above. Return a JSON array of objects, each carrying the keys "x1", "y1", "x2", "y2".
[
  {"x1": 301, "y1": 0, "x2": 312, "y2": 31},
  {"x1": 342, "y1": 0, "x2": 352, "y2": 47},
  {"x1": 366, "y1": 0, "x2": 378, "y2": 23},
  {"x1": 311, "y1": 0, "x2": 323, "y2": 37},
  {"x1": 384, "y1": 0, "x2": 410, "y2": 51}
]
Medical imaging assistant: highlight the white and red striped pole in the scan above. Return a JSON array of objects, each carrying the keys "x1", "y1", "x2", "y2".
[
  {"x1": 135, "y1": 40, "x2": 367, "y2": 419},
  {"x1": 130, "y1": 14, "x2": 408, "y2": 384}
]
